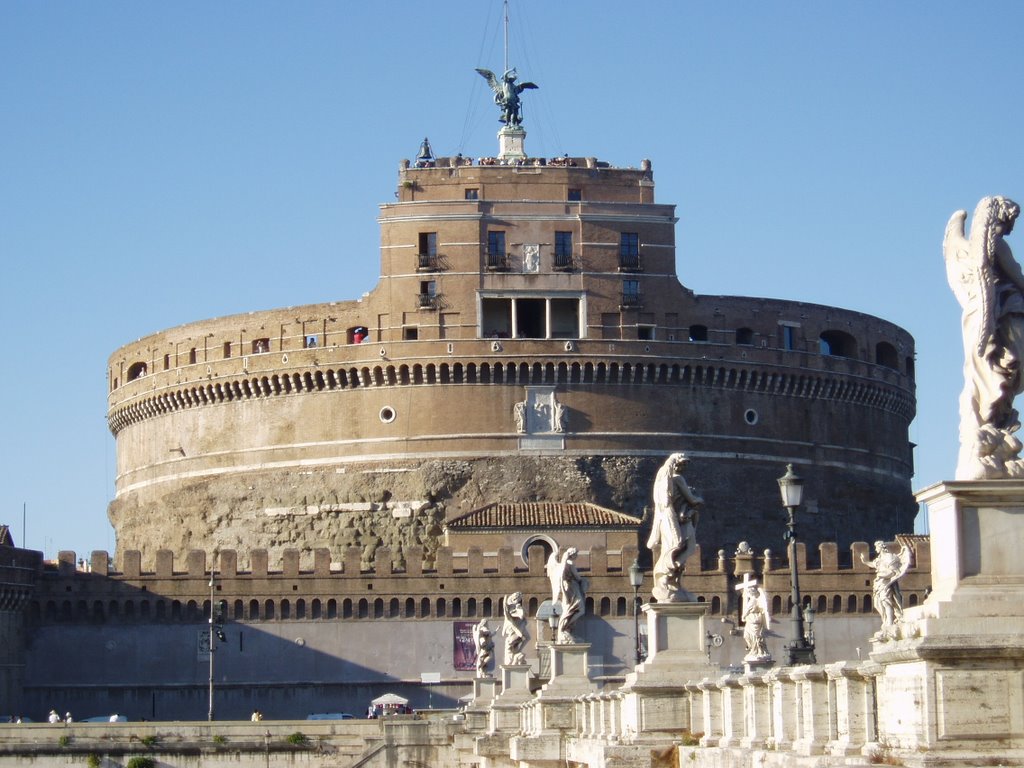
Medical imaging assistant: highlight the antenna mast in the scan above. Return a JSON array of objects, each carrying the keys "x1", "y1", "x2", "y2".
[{"x1": 503, "y1": 0, "x2": 509, "y2": 73}]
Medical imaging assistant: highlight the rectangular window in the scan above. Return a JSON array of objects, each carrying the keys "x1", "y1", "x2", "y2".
[
  {"x1": 418, "y1": 232, "x2": 437, "y2": 269},
  {"x1": 223, "y1": 342, "x2": 232, "y2": 359},
  {"x1": 782, "y1": 325, "x2": 797, "y2": 350},
  {"x1": 189, "y1": 348, "x2": 197, "y2": 365},
  {"x1": 622, "y1": 279, "x2": 641, "y2": 307},
  {"x1": 568, "y1": 188, "x2": 581, "y2": 201},
  {"x1": 620, "y1": 233, "x2": 640, "y2": 270},
  {"x1": 487, "y1": 231, "x2": 506, "y2": 269},
  {"x1": 252, "y1": 338, "x2": 270, "y2": 354},
  {"x1": 554, "y1": 231, "x2": 573, "y2": 269},
  {"x1": 465, "y1": 188, "x2": 479, "y2": 200},
  {"x1": 304, "y1": 335, "x2": 318, "y2": 349},
  {"x1": 419, "y1": 280, "x2": 436, "y2": 308},
  {"x1": 403, "y1": 327, "x2": 419, "y2": 341}
]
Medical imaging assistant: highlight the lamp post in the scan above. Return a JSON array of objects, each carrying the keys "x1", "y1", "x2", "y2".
[
  {"x1": 207, "y1": 569, "x2": 228, "y2": 721},
  {"x1": 628, "y1": 559, "x2": 644, "y2": 664},
  {"x1": 207, "y1": 570, "x2": 216, "y2": 721},
  {"x1": 777, "y1": 464, "x2": 816, "y2": 665}
]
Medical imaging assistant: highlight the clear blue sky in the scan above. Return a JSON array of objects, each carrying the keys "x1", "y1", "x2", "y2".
[{"x1": 3, "y1": 1, "x2": 1022, "y2": 558}]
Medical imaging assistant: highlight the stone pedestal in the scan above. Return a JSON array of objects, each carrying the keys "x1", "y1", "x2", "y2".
[
  {"x1": 509, "y1": 644, "x2": 595, "y2": 766},
  {"x1": 618, "y1": 602, "x2": 717, "y2": 740},
  {"x1": 871, "y1": 481, "x2": 1024, "y2": 761},
  {"x1": 463, "y1": 676, "x2": 499, "y2": 731},
  {"x1": 498, "y1": 127, "x2": 526, "y2": 162}
]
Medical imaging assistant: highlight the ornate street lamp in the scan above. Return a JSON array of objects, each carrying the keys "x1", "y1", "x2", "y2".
[
  {"x1": 777, "y1": 464, "x2": 816, "y2": 665},
  {"x1": 628, "y1": 559, "x2": 644, "y2": 664},
  {"x1": 207, "y1": 569, "x2": 228, "y2": 721}
]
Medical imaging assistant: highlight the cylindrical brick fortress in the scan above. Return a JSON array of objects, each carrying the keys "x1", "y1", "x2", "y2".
[{"x1": 107, "y1": 155, "x2": 916, "y2": 565}]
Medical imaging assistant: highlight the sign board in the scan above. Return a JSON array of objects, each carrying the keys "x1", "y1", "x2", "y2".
[
  {"x1": 420, "y1": 672, "x2": 441, "y2": 684},
  {"x1": 453, "y1": 621, "x2": 477, "y2": 671}
]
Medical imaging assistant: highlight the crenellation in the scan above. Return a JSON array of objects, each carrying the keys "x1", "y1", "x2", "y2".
[
  {"x1": 250, "y1": 548, "x2": 268, "y2": 576},
  {"x1": 404, "y1": 545, "x2": 423, "y2": 576},
  {"x1": 467, "y1": 546, "x2": 483, "y2": 574},
  {"x1": 57, "y1": 551, "x2": 75, "y2": 576},
  {"x1": 219, "y1": 549, "x2": 238, "y2": 576},
  {"x1": 90, "y1": 550, "x2": 109, "y2": 575},
  {"x1": 497, "y1": 546, "x2": 514, "y2": 576},
  {"x1": 435, "y1": 547, "x2": 453, "y2": 576},
  {"x1": 282, "y1": 548, "x2": 299, "y2": 577},
  {"x1": 121, "y1": 550, "x2": 141, "y2": 578},
  {"x1": 819, "y1": 541, "x2": 838, "y2": 569},
  {"x1": 155, "y1": 549, "x2": 173, "y2": 578},
  {"x1": 185, "y1": 549, "x2": 205, "y2": 577},
  {"x1": 313, "y1": 547, "x2": 331, "y2": 576},
  {"x1": 375, "y1": 547, "x2": 393, "y2": 575},
  {"x1": 344, "y1": 546, "x2": 361, "y2": 575}
]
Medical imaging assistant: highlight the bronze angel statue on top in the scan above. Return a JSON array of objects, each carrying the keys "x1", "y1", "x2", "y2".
[{"x1": 475, "y1": 68, "x2": 538, "y2": 128}]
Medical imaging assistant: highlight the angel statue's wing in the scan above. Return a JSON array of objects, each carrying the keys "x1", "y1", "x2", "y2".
[
  {"x1": 475, "y1": 68, "x2": 499, "y2": 94},
  {"x1": 517, "y1": 82, "x2": 539, "y2": 93},
  {"x1": 944, "y1": 201, "x2": 997, "y2": 357},
  {"x1": 894, "y1": 544, "x2": 913, "y2": 582}
]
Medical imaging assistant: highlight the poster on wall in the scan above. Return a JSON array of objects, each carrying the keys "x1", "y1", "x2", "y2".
[{"x1": 453, "y1": 621, "x2": 477, "y2": 671}]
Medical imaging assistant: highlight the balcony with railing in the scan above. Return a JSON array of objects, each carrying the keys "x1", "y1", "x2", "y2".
[
  {"x1": 418, "y1": 292, "x2": 438, "y2": 310},
  {"x1": 416, "y1": 252, "x2": 440, "y2": 271},
  {"x1": 618, "y1": 253, "x2": 642, "y2": 272},
  {"x1": 553, "y1": 251, "x2": 574, "y2": 271},
  {"x1": 620, "y1": 292, "x2": 643, "y2": 309},
  {"x1": 486, "y1": 252, "x2": 509, "y2": 271}
]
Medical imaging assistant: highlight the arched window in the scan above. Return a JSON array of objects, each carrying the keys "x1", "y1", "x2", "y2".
[
  {"x1": 405, "y1": 598, "x2": 416, "y2": 617},
  {"x1": 280, "y1": 599, "x2": 291, "y2": 620},
  {"x1": 295, "y1": 599, "x2": 305, "y2": 619},
  {"x1": 847, "y1": 595, "x2": 858, "y2": 613},
  {"x1": 437, "y1": 598, "x2": 447, "y2": 617},
  {"x1": 711, "y1": 596, "x2": 721, "y2": 614},
  {"x1": 832, "y1": 594, "x2": 842, "y2": 614},
  {"x1": 466, "y1": 598, "x2": 477, "y2": 617},
  {"x1": 421, "y1": 597, "x2": 431, "y2": 617},
  {"x1": 616, "y1": 597, "x2": 627, "y2": 616},
  {"x1": 482, "y1": 597, "x2": 492, "y2": 617},
  {"x1": 127, "y1": 362, "x2": 148, "y2": 381},
  {"x1": 599, "y1": 597, "x2": 611, "y2": 617},
  {"x1": 820, "y1": 330, "x2": 858, "y2": 358},
  {"x1": 389, "y1": 598, "x2": 400, "y2": 618},
  {"x1": 451, "y1": 598, "x2": 462, "y2": 618},
  {"x1": 863, "y1": 595, "x2": 872, "y2": 613},
  {"x1": 327, "y1": 599, "x2": 337, "y2": 619},
  {"x1": 264, "y1": 600, "x2": 275, "y2": 620},
  {"x1": 311, "y1": 599, "x2": 322, "y2": 619},
  {"x1": 816, "y1": 595, "x2": 827, "y2": 613},
  {"x1": 875, "y1": 341, "x2": 899, "y2": 370}
]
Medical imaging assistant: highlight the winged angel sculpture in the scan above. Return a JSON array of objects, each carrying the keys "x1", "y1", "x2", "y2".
[
  {"x1": 861, "y1": 540, "x2": 912, "y2": 641},
  {"x1": 475, "y1": 68, "x2": 538, "y2": 128},
  {"x1": 944, "y1": 196, "x2": 1024, "y2": 479}
]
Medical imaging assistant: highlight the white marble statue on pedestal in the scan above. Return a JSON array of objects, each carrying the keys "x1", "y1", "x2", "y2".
[
  {"x1": 473, "y1": 618, "x2": 493, "y2": 677},
  {"x1": 861, "y1": 540, "x2": 911, "y2": 642},
  {"x1": 546, "y1": 547, "x2": 588, "y2": 643},
  {"x1": 944, "y1": 196, "x2": 1024, "y2": 479},
  {"x1": 646, "y1": 452, "x2": 704, "y2": 602},
  {"x1": 501, "y1": 591, "x2": 527, "y2": 665},
  {"x1": 735, "y1": 573, "x2": 771, "y2": 662}
]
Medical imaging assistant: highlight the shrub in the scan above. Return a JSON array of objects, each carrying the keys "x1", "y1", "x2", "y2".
[
  {"x1": 140, "y1": 735, "x2": 159, "y2": 748},
  {"x1": 212, "y1": 734, "x2": 227, "y2": 745},
  {"x1": 126, "y1": 758, "x2": 156, "y2": 768},
  {"x1": 286, "y1": 731, "x2": 309, "y2": 746},
  {"x1": 86, "y1": 755, "x2": 102, "y2": 768},
  {"x1": 57, "y1": 734, "x2": 71, "y2": 748}
]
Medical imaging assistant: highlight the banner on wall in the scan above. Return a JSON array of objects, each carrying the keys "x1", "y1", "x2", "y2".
[{"x1": 453, "y1": 621, "x2": 477, "y2": 671}]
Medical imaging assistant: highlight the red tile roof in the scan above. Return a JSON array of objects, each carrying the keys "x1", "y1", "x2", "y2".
[{"x1": 446, "y1": 502, "x2": 640, "y2": 530}]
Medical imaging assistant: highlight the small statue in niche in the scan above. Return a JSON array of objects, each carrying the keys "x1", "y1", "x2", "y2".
[
  {"x1": 512, "y1": 400, "x2": 527, "y2": 433},
  {"x1": 735, "y1": 575, "x2": 771, "y2": 662}
]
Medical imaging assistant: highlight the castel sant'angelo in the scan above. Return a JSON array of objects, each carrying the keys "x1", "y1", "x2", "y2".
[
  {"x1": 0, "y1": 57, "x2": 931, "y2": 724},
  {"x1": 106, "y1": 101, "x2": 916, "y2": 572}
]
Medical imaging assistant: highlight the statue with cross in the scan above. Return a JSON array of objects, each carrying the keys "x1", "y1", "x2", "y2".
[{"x1": 735, "y1": 573, "x2": 771, "y2": 662}]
